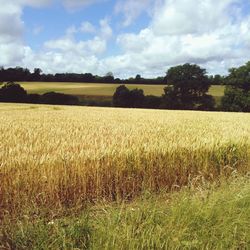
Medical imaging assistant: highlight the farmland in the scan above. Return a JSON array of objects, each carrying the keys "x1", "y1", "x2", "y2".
[
  {"x1": 18, "y1": 81, "x2": 225, "y2": 99},
  {"x1": 0, "y1": 103, "x2": 249, "y2": 248}
]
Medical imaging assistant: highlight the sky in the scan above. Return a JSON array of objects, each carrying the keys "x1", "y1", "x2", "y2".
[{"x1": 1, "y1": 0, "x2": 250, "y2": 78}]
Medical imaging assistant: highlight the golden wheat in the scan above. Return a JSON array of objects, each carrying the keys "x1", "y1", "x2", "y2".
[{"x1": 0, "y1": 103, "x2": 249, "y2": 213}]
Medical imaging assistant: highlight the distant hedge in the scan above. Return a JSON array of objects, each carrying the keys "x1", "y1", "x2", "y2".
[{"x1": 0, "y1": 82, "x2": 79, "y2": 105}]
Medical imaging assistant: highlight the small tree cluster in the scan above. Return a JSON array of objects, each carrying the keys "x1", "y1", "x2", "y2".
[
  {"x1": 0, "y1": 82, "x2": 27, "y2": 103},
  {"x1": 0, "y1": 82, "x2": 79, "y2": 105},
  {"x1": 113, "y1": 85, "x2": 161, "y2": 109},
  {"x1": 113, "y1": 85, "x2": 145, "y2": 108}
]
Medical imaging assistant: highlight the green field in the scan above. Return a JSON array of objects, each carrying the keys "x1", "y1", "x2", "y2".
[{"x1": 19, "y1": 82, "x2": 225, "y2": 98}]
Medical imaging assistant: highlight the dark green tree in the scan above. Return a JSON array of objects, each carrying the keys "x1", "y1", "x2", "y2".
[
  {"x1": 129, "y1": 88, "x2": 145, "y2": 108},
  {"x1": 104, "y1": 72, "x2": 114, "y2": 83},
  {"x1": 41, "y1": 92, "x2": 79, "y2": 105},
  {"x1": 221, "y1": 88, "x2": 250, "y2": 112},
  {"x1": 32, "y1": 68, "x2": 42, "y2": 81},
  {"x1": 113, "y1": 85, "x2": 131, "y2": 107},
  {"x1": 113, "y1": 85, "x2": 145, "y2": 108},
  {"x1": 135, "y1": 74, "x2": 142, "y2": 83},
  {"x1": 209, "y1": 74, "x2": 225, "y2": 85},
  {"x1": 0, "y1": 82, "x2": 27, "y2": 103},
  {"x1": 144, "y1": 95, "x2": 162, "y2": 109},
  {"x1": 162, "y1": 63, "x2": 214, "y2": 110},
  {"x1": 227, "y1": 62, "x2": 250, "y2": 91},
  {"x1": 221, "y1": 62, "x2": 250, "y2": 112}
]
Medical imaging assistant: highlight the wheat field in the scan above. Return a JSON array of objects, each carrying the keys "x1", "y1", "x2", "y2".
[
  {"x1": 18, "y1": 82, "x2": 225, "y2": 97},
  {"x1": 0, "y1": 103, "x2": 249, "y2": 214}
]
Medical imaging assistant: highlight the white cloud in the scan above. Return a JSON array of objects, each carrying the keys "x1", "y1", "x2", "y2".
[
  {"x1": 80, "y1": 21, "x2": 96, "y2": 33},
  {"x1": 22, "y1": 21, "x2": 110, "y2": 74},
  {"x1": 1, "y1": 0, "x2": 250, "y2": 78},
  {"x1": 0, "y1": 0, "x2": 54, "y2": 67},
  {"x1": 115, "y1": 0, "x2": 154, "y2": 27},
  {"x1": 22, "y1": 48, "x2": 101, "y2": 74},
  {"x1": 99, "y1": 18, "x2": 112, "y2": 39},
  {"x1": 152, "y1": 0, "x2": 239, "y2": 36},
  {"x1": 0, "y1": 1, "x2": 25, "y2": 66},
  {"x1": 18, "y1": 0, "x2": 52, "y2": 7},
  {"x1": 44, "y1": 36, "x2": 106, "y2": 55},
  {"x1": 62, "y1": 0, "x2": 106, "y2": 11},
  {"x1": 103, "y1": 0, "x2": 250, "y2": 77},
  {"x1": 0, "y1": 0, "x2": 111, "y2": 74}
]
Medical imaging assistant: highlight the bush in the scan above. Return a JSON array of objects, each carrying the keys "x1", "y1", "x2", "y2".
[
  {"x1": 0, "y1": 81, "x2": 27, "y2": 103},
  {"x1": 26, "y1": 94, "x2": 41, "y2": 104},
  {"x1": 144, "y1": 95, "x2": 162, "y2": 109},
  {"x1": 197, "y1": 94, "x2": 216, "y2": 111},
  {"x1": 41, "y1": 92, "x2": 79, "y2": 105},
  {"x1": 113, "y1": 85, "x2": 145, "y2": 108},
  {"x1": 221, "y1": 87, "x2": 250, "y2": 112}
]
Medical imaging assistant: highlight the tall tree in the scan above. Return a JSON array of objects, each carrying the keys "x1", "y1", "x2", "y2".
[
  {"x1": 113, "y1": 85, "x2": 131, "y2": 107},
  {"x1": 162, "y1": 63, "x2": 214, "y2": 110},
  {"x1": 221, "y1": 62, "x2": 250, "y2": 112}
]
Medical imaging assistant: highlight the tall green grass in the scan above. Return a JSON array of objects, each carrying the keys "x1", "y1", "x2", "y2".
[{"x1": 1, "y1": 177, "x2": 249, "y2": 249}]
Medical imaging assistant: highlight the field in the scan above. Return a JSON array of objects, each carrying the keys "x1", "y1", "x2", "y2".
[
  {"x1": 0, "y1": 103, "x2": 249, "y2": 248},
  {"x1": 19, "y1": 82, "x2": 225, "y2": 99}
]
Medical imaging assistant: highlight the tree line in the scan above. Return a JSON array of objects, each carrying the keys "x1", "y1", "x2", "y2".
[
  {"x1": 0, "y1": 61, "x2": 249, "y2": 112},
  {"x1": 113, "y1": 64, "x2": 214, "y2": 111},
  {"x1": 113, "y1": 62, "x2": 249, "y2": 112},
  {"x1": 0, "y1": 67, "x2": 224, "y2": 85}
]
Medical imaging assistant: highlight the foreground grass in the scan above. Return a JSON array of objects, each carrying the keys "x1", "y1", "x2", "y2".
[
  {"x1": 18, "y1": 82, "x2": 225, "y2": 98},
  {"x1": 1, "y1": 177, "x2": 249, "y2": 249}
]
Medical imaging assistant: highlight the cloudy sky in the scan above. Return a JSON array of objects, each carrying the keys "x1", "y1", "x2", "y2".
[{"x1": 1, "y1": 0, "x2": 250, "y2": 78}]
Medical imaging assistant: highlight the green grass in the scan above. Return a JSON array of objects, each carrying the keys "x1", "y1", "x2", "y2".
[
  {"x1": 18, "y1": 82, "x2": 225, "y2": 98},
  {"x1": 1, "y1": 177, "x2": 249, "y2": 249}
]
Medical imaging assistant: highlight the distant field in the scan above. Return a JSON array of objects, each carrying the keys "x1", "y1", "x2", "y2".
[{"x1": 19, "y1": 82, "x2": 225, "y2": 98}]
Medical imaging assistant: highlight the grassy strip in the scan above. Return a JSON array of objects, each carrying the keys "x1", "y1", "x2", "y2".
[{"x1": 1, "y1": 176, "x2": 249, "y2": 249}]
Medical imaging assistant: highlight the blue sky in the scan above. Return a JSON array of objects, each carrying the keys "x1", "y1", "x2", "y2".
[
  {"x1": 22, "y1": 1, "x2": 149, "y2": 54},
  {"x1": 0, "y1": 0, "x2": 250, "y2": 78}
]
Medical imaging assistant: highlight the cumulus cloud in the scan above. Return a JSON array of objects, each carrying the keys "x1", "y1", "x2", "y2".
[
  {"x1": 22, "y1": 20, "x2": 112, "y2": 74},
  {"x1": 0, "y1": 0, "x2": 111, "y2": 75},
  {"x1": 99, "y1": 18, "x2": 113, "y2": 39},
  {"x1": 22, "y1": 48, "x2": 101, "y2": 74},
  {"x1": 0, "y1": 0, "x2": 54, "y2": 66},
  {"x1": 0, "y1": 1, "x2": 25, "y2": 65},
  {"x1": 1, "y1": 0, "x2": 250, "y2": 78},
  {"x1": 104, "y1": 0, "x2": 250, "y2": 77},
  {"x1": 152, "y1": 0, "x2": 239, "y2": 36},
  {"x1": 115, "y1": 0, "x2": 154, "y2": 27}
]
